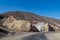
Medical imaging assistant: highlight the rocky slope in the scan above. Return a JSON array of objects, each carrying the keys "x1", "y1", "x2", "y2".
[{"x1": 0, "y1": 11, "x2": 60, "y2": 31}]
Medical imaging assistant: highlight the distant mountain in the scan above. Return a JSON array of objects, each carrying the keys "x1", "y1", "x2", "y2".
[{"x1": 0, "y1": 11, "x2": 60, "y2": 28}]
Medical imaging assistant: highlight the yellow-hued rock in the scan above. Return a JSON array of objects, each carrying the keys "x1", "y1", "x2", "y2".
[{"x1": 3, "y1": 16, "x2": 31, "y2": 32}]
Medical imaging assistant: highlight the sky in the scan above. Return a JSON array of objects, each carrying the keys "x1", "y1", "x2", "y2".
[{"x1": 0, "y1": 0, "x2": 60, "y2": 19}]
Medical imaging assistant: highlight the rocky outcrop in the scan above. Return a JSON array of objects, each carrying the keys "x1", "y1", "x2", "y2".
[
  {"x1": 44, "y1": 23, "x2": 49, "y2": 32},
  {"x1": 32, "y1": 22, "x2": 49, "y2": 32},
  {"x1": 1, "y1": 16, "x2": 58, "y2": 32},
  {"x1": 2, "y1": 16, "x2": 16, "y2": 27},
  {"x1": 0, "y1": 11, "x2": 60, "y2": 32},
  {"x1": 2, "y1": 16, "x2": 31, "y2": 32}
]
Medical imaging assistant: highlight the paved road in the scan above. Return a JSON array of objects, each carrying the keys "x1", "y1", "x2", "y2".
[{"x1": 0, "y1": 32, "x2": 60, "y2": 40}]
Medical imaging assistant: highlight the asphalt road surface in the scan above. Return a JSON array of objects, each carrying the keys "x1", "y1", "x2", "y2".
[{"x1": 0, "y1": 32, "x2": 60, "y2": 40}]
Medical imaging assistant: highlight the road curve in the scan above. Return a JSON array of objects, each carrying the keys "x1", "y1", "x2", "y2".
[{"x1": 0, "y1": 32, "x2": 60, "y2": 40}]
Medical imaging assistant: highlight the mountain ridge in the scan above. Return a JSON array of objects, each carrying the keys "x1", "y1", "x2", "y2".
[{"x1": 0, "y1": 11, "x2": 60, "y2": 28}]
